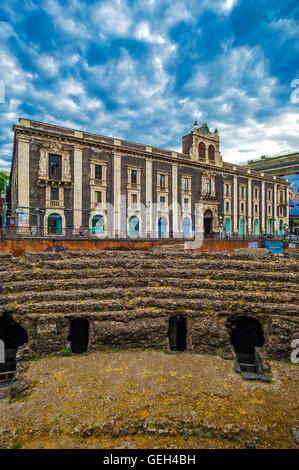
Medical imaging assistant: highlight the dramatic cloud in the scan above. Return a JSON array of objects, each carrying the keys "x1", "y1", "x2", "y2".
[{"x1": 0, "y1": 0, "x2": 298, "y2": 171}]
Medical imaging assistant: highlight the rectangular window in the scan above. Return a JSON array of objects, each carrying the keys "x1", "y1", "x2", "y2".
[
  {"x1": 225, "y1": 201, "x2": 229, "y2": 211},
  {"x1": 280, "y1": 191, "x2": 283, "y2": 202},
  {"x1": 160, "y1": 196, "x2": 165, "y2": 206},
  {"x1": 241, "y1": 202, "x2": 244, "y2": 212},
  {"x1": 50, "y1": 187, "x2": 59, "y2": 201},
  {"x1": 254, "y1": 188, "x2": 258, "y2": 198},
  {"x1": 184, "y1": 178, "x2": 189, "y2": 190},
  {"x1": 268, "y1": 205, "x2": 271, "y2": 215},
  {"x1": 184, "y1": 198, "x2": 189, "y2": 209},
  {"x1": 205, "y1": 178, "x2": 211, "y2": 193},
  {"x1": 255, "y1": 204, "x2": 258, "y2": 214},
  {"x1": 95, "y1": 164, "x2": 102, "y2": 180},
  {"x1": 131, "y1": 169, "x2": 137, "y2": 184},
  {"x1": 160, "y1": 174, "x2": 165, "y2": 188},
  {"x1": 131, "y1": 194, "x2": 137, "y2": 204},
  {"x1": 95, "y1": 191, "x2": 102, "y2": 203},
  {"x1": 268, "y1": 190, "x2": 272, "y2": 199},
  {"x1": 225, "y1": 184, "x2": 229, "y2": 195},
  {"x1": 49, "y1": 154, "x2": 62, "y2": 180},
  {"x1": 240, "y1": 186, "x2": 244, "y2": 198}
]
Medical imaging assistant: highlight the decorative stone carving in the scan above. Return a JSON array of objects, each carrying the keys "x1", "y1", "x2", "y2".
[{"x1": 37, "y1": 141, "x2": 72, "y2": 186}]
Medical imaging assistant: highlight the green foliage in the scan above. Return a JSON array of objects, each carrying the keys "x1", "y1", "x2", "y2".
[
  {"x1": 61, "y1": 347, "x2": 70, "y2": 356},
  {"x1": 0, "y1": 171, "x2": 8, "y2": 192},
  {"x1": 9, "y1": 441, "x2": 22, "y2": 449}
]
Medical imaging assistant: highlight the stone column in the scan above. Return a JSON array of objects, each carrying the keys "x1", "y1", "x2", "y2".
[
  {"x1": 17, "y1": 136, "x2": 30, "y2": 230},
  {"x1": 172, "y1": 164, "x2": 179, "y2": 237},
  {"x1": 261, "y1": 180, "x2": 265, "y2": 233},
  {"x1": 113, "y1": 152, "x2": 122, "y2": 237},
  {"x1": 146, "y1": 159, "x2": 152, "y2": 237},
  {"x1": 248, "y1": 178, "x2": 252, "y2": 234},
  {"x1": 233, "y1": 175, "x2": 238, "y2": 233},
  {"x1": 73, "y1": 146, "x2": 83, "y2": 230}
]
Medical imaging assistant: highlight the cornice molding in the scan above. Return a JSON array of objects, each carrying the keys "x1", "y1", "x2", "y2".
[{"x1": 14, "y1": 125, "x2": 288, "y2": 186}]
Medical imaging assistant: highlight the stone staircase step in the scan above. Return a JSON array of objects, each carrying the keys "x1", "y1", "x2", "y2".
[
  {"x1": 239, "y1": 363, "x2": 256, "y2": 373},
  {"x1": 241, "y1": 371, "x2": 263, "y2": 381},
  {"x1": 12, "y1": 257, "x2": 298, "y2": 273},
  {"x1": 0, "y1": 285, "x2": 296, "y2": 306},
  {"x1": 2, "y1": 296, "x2": 298, "y2": 316},
  {"x1": 0, "y1": 267, "x2": 296, "y2": 283},
  {"x1": 1, "y1": 277, "x2": 297, "y2": 294}
]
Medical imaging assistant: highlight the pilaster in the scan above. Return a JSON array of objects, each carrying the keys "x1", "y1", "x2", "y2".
[{"x1": 73, "y1": 146, "x2": 83, "y2": 229}]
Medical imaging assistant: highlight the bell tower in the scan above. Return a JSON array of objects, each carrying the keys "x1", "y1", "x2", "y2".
[{"x1": 182, "y1": 122, "x2": 223, "y2": 167}]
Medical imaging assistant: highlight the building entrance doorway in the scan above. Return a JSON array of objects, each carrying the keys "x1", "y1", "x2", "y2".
[
  {"x1": 158, "y1": 217, "x2": 167, "y2": 238},
  {"x1": 0, "y1": 316, "x2": 28, "y2": 374},
  {"x1": 168, "y1": 315, "x2": 187, "y2": 351},
  {"x1": 48, "y1": 213, "x2": 62, "y2": 235},
  {"x1": 68, "y1": 319, "x2": 89, "y2": 354},
  {"x1": 204, "y1": 210, "x2": 213, "y2": 234},
  {"x1": 227, "y1": 315, "x2": 264, "y2": 355}
]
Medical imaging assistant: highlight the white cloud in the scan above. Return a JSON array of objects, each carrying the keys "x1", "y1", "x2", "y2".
[
  {"x1": 222, "y1": 0, "x2": 238, "y2": 14},
  {"x1": 135, "y1": 22, "x2": 165, "y2": 44},
  {"x1": 93, "y1": 0, "x2": 132, "y2": 38}
]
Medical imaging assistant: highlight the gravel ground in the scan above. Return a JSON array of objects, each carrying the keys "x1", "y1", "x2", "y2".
[{"x1": 0, "y1": 350, "x2": 298, "y2": 449}]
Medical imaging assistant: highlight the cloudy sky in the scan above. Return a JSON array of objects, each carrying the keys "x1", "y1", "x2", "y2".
[{"x1": 0, "y1": 0, "x2": 298, "y2": 171}]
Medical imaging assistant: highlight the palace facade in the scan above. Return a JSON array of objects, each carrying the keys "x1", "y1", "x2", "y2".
[{"x1": 10, "y1": 118, "x2": 289, "y2": 238}]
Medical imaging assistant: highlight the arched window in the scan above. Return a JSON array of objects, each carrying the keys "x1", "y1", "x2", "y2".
[
  {"x1": 208, "y1": 145, "x2": 215, "y2": 161},
  {"x1": 198, "y1": 142, "x2": 205, "y2": 160},
  {"x1": 92, "y1": 215, "x2": 104, "y2": 234},
  {"x1": 48, "y1": 213, "x2": 62, "y2": 235},
  {"x1": 129, "y1": 216, "x2": 139, "y2": 238},
  {"x1": 158, "y1": 217, "x2": 167, "y2": 238},
  {"x1": 183, "y1": 217, "x2": 191, "y2": 238}
]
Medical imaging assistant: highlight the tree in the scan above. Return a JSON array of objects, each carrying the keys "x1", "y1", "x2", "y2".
[{"x1": 0, "y1": 171, "x2": 8, "y2": 191}]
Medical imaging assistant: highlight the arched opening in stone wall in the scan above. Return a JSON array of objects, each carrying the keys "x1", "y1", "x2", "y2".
[
  {"x1": 0, "y1": 315, "x2": 28, "y2": 373},
  {"x1": 168, "y1": 315, "x2": 187, "y2": 351},
  {"x1": 68, "y1": 319, "x2": 89, "y2": 354},
  {"x1": 226, "y1": 316, "x2": 264, "y2": 355}
]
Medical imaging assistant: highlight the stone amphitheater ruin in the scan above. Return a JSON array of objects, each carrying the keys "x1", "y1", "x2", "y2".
[{"x1": 0, "y1": 245, "x2": 298, "y2": 383}]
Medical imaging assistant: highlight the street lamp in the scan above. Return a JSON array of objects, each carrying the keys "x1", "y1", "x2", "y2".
[{"x1": 0, "y1": 190, "x2": 5, "y2": 238}]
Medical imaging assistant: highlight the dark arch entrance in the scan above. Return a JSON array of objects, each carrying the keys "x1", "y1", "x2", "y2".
[
  {"x1": 0, "y1": 315, "x2": 28, "y2": 374},
  {"x1": 204, "y1": 209, "x2": 213, "y2": 234},
  {"x1": 168, "y1": 316, "x2": 187, "y2": 351},
  {"x1": 68, "y1": 319, "x2": 89, "y2": 354},
  {"x1": 226, "y1": 316, "x2": 264, "y2": 355}
]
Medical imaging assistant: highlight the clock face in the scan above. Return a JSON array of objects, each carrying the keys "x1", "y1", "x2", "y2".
[{"x1": 203, "y1": 126, "x2": 209, "y2": 134}]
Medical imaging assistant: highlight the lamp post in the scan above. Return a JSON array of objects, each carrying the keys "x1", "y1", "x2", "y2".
[
  {"x1": 219, "y1": 215, "x2": 223, "y2": 238},
  {"x1": 0, "y1": 189, "x2": 5, "y2": 238}
]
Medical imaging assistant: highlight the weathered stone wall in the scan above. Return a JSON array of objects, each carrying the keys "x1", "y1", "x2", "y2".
[{"x1": 0, "y1": 247, "x2": 298, "y2": 361}]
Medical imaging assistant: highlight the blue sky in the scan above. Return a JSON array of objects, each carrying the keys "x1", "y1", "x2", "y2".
[{"x1": 0, "y1": 0, "x2": 298, "y2": 171}]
